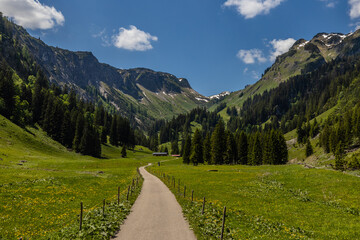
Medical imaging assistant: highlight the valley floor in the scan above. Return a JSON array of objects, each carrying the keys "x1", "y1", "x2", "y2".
[{"x1": 150, "y1": 159, "x2": 360, "y2": 239}]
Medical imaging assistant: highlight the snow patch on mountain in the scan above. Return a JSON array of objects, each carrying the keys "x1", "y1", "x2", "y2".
[{"x1": 209, "y1": 91, "x2": 230, "y2": 100}]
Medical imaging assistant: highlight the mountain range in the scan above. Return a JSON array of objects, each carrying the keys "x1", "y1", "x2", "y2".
[
  {"x1": 9, "y1": 23, "x2": 210, "y2": 129},
  {"x1": 3, "y1": 18, "x2": 360, "y2": 130}
]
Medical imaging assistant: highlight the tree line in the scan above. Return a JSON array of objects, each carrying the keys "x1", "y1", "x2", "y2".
[{"x1": 181, "y1": 121, "x2": 288, "y2": 166}]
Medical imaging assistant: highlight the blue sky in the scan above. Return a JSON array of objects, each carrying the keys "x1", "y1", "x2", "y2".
[{"x1": 0, "y1": 0, "x2": 360, "y2": 96}]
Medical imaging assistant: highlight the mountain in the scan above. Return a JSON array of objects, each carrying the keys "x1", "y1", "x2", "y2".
[
  {"x1": 9, "y1": 23, "x2": 208, "y2": 128},
  {"x1": 211, "y1": 30, "x2": 360, "y2": 115}
]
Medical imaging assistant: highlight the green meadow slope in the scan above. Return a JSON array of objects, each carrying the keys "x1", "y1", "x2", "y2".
[
  {"x1": 0, "y1": 115, "x2": 168, "y2": 239},
  {"x1": 150, "y1": 159, "x2": 360, "y2": 239}
]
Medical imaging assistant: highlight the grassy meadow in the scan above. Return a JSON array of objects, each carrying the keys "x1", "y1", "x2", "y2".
[
  {"x1": 150, "y1": 159, "x2": 360, "y2": 239},
  {"x1": 0, "y1": 115, "x2": 168, "y2": 239}
]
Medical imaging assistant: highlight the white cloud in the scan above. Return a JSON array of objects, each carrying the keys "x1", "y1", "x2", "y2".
[
  {"x1": 223, "y1": 0, "x2": 285, "y2": 19},
  {"x1": 0, "y1": 0, "x2": 64, "y2": 30},
  {"x1": 112, "y1": 25, "x2": 158, "y2": 51},
  {"x1": 320, "y1": 0, "x2": 336, "y2": 8},
  {"x1": 269, "y1": 38, "x2": 296, "y2": 62},
  {"x1": 349, "y1": 0, "x2": 360, "y2": 19},
  {"x1": 92, "y1": 28, "x2": 112, "y2": 47},
  {"x1": 237, "y1": 49, "x2": 267, "y2": 64}
]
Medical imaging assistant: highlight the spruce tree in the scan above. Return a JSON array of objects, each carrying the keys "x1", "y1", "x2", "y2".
[
  {"x1": 211, "y1": 121, "x2": 225, "y2": 165},
  {"x1": 238, "y1": 131, "x2": 248, "y2": 165},
  {"x1": 190, "y1": 129, "x2": 203, "y2": 165},
  {"x1": 249, "y1": 132, "x2": 262, "y2": 165},
  {"x1": 182, "y1": 135, "x2": 191, "y2": 164},
  {"x1": 262, "y1": 132, "x2": 273, "y2": 164},
  {"x1": 60, "y1": 110, "x2": 74, "y2": 148},
  {"x1": 225, "y1": 132, "x2": 236, "y2": 164},
  {"x1": 109, "y1": 116, "x2": 118, "y2": 146},
  {"x1": 0, "y1": 61, "x2": 15, "y2": 119},
  {"x1": 305, "y1": 139, "x2": 314, "y2": 157},
  {"x1": 203, "y1": 132, "x2": 212, "y2": 164},
  {"x1": 73, "y1": 113, "x2": 84, "y2": 152},
  {"x1": 171, "y1": 140, "x2": 179, "y2": 155}
]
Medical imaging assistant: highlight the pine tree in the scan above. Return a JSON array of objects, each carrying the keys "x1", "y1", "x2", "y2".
[
  {"x1": 79, "y1": 121, "x2": 91, "y2": 155},
  {"x1": 238, "y1": 131, "x2": 248, "y2": 165},
  {"x1": 249, "y1": 132, "x2": 262, "y2": 165},
  {"x1": 182, "y1": 135, "x2": 191, "y2": 164},
  {"x1": 305, "y1": 139, "x2": 313, "y2": 157},
  {"x1": 276, "y1": 130, "x2": 288, "y2": 164},
  {"x1": 109, "y1": 116, "x2": 118, "y2": 146},
  {"x1": 203, "y1": 132, "x2": 212, "y2": 164},
  {"x1": 225, "y1": 132, "x2": 236, "y2": 164},
  {"x1": 60, "y1": 110, "x2": 74, "y2": 148},
  {"x1": 121, "y1": 145, "x2": 127, "y2": 158},
  {"x1": 190, "y1": 129, "x2": 203, "y2": 165},
  {"x1": 335, "y1": 141, "x2": 345, "y2": 171},
  {"x1": 211, "y1": 121, "x2": 225, "y2": 165},
  {"x1": 171, "y1": 140, "x2": 179, "y2": 155},
  {"x1": 0, "y1": 61, "x2": 15, "y2": 119},
  {"x1": 73, "y1": 113, "x2": 84, "y2": 152},
  {"x1": 262, "y1": 132, "x2": 272, "y2": 164}
]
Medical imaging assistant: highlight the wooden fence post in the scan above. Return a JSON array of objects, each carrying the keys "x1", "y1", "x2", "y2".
[
  {"x1": 79, "y1": 202, "x2": 83, "y2": 230},
  {"x1": 220, "y1": 206, "x2": 227, "y2": 240},
  {"x1": 184, "y1": 185, "x2": 186, "y2": 198},
  {"x1": 191, "y1": 190, "x2": 194, "y2": 202},
  {"x1": 202, "y1": 197, "x2": 206, "y2": 214}
]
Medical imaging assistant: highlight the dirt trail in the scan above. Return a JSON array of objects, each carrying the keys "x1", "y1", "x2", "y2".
[{"x1": 114, "y1": 165, "x2": 196, "y2": 240}]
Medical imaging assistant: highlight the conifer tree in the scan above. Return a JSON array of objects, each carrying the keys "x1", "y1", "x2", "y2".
[
  {"x1": 262, "y1": 132, "x2": 273, "y2": 164},
  {"x1": 171, "y1": 140, "x2": 179, "y2": 155},
  {"x1": 211, "y1": 121, "x2": 225, "y2": 164},
  {"x1": 182, "y1": 135, "x2": 191, "y2": 164},
  {"x1": 203, "y1": 132, "x2": 212, "y2": 164},
  {"x1": 305, "y1": 139, "x2": 313, "y2": 157},
  {"x1": 225, "y1": 131, "x2": 237, "y2": 164},
  {"x1": 238, "y1": 131, "x2": 248, "y2": 165},
  {"x1": 60, "y1": 110, "x2": 74, "y2": 148},
  {"x1": 109, "y1": 116, "x2": 118, "y2": 146},
  {"x1": 0, "y1": 61, "x2": 15, "y2": 119},
  {"x1": 73, "y1": 113, "x2": 84, "y2": 152},
  {"x1": 249, "y1": 132, "x2": 262, "y2": 165},
  {"x1": 190, "y1": 128, "x2": 203, "y2": 165},
  {"x1": 335, "y1": 141, "x2": 345, "y2": 171}
]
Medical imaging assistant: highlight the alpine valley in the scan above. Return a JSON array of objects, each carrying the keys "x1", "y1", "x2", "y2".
[{"x1": 3, "y1": 9, "x2": 360, "y2": 240}]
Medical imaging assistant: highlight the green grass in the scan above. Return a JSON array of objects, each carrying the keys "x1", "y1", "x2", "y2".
[
  {"x1": 150, "y1": 159, "x2": 360, "y2": 239},
  {"x1": 0, "y1": 115, "x2": 169, "y2": 239}
]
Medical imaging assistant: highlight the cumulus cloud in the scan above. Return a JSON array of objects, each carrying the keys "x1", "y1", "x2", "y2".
[
  {"x1": 223, "y1": 0, "x2": 285, "y2": 19},
  {"x1": 269, "y1": 38, "x2": 296, "y2": 62},
  {"x1": 0, "y1": 0, "x2": 64, "y2": 30},
  {"x1": 112, "y1": 25, "x2": 158, "y2": 51},
  {"x1": 237, "y1": 49, "x2": 267, "y2": 64},
  {"x1": 349, "y1": 0, "x2": 360, "y2": 19}
]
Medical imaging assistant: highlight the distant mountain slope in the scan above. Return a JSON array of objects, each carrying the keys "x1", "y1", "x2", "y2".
[
  {"x1": 9, "y1": 23, "x2": 208, "y2": 128},
  {"x1": 211, "y1": 30, "x2": 360, "y2": 114}
]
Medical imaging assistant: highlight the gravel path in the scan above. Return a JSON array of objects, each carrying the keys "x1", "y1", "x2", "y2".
[{"x1": 114, "y1": 165, "x2": 196, "y2": 240}]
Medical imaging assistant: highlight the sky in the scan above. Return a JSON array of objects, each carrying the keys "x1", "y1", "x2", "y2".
[{"x1": 0, "y1": 0, "x2": 359, "y2": 96}]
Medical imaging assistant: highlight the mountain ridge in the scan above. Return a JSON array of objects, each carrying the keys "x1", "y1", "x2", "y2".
[{"x1": 8, "y1": 22, "x2": 208, "y2": 128}]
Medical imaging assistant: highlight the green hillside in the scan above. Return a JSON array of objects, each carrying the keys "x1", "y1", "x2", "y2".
[{"x1": 0, "y1": 114, "x2": 165, "y2": 239}]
